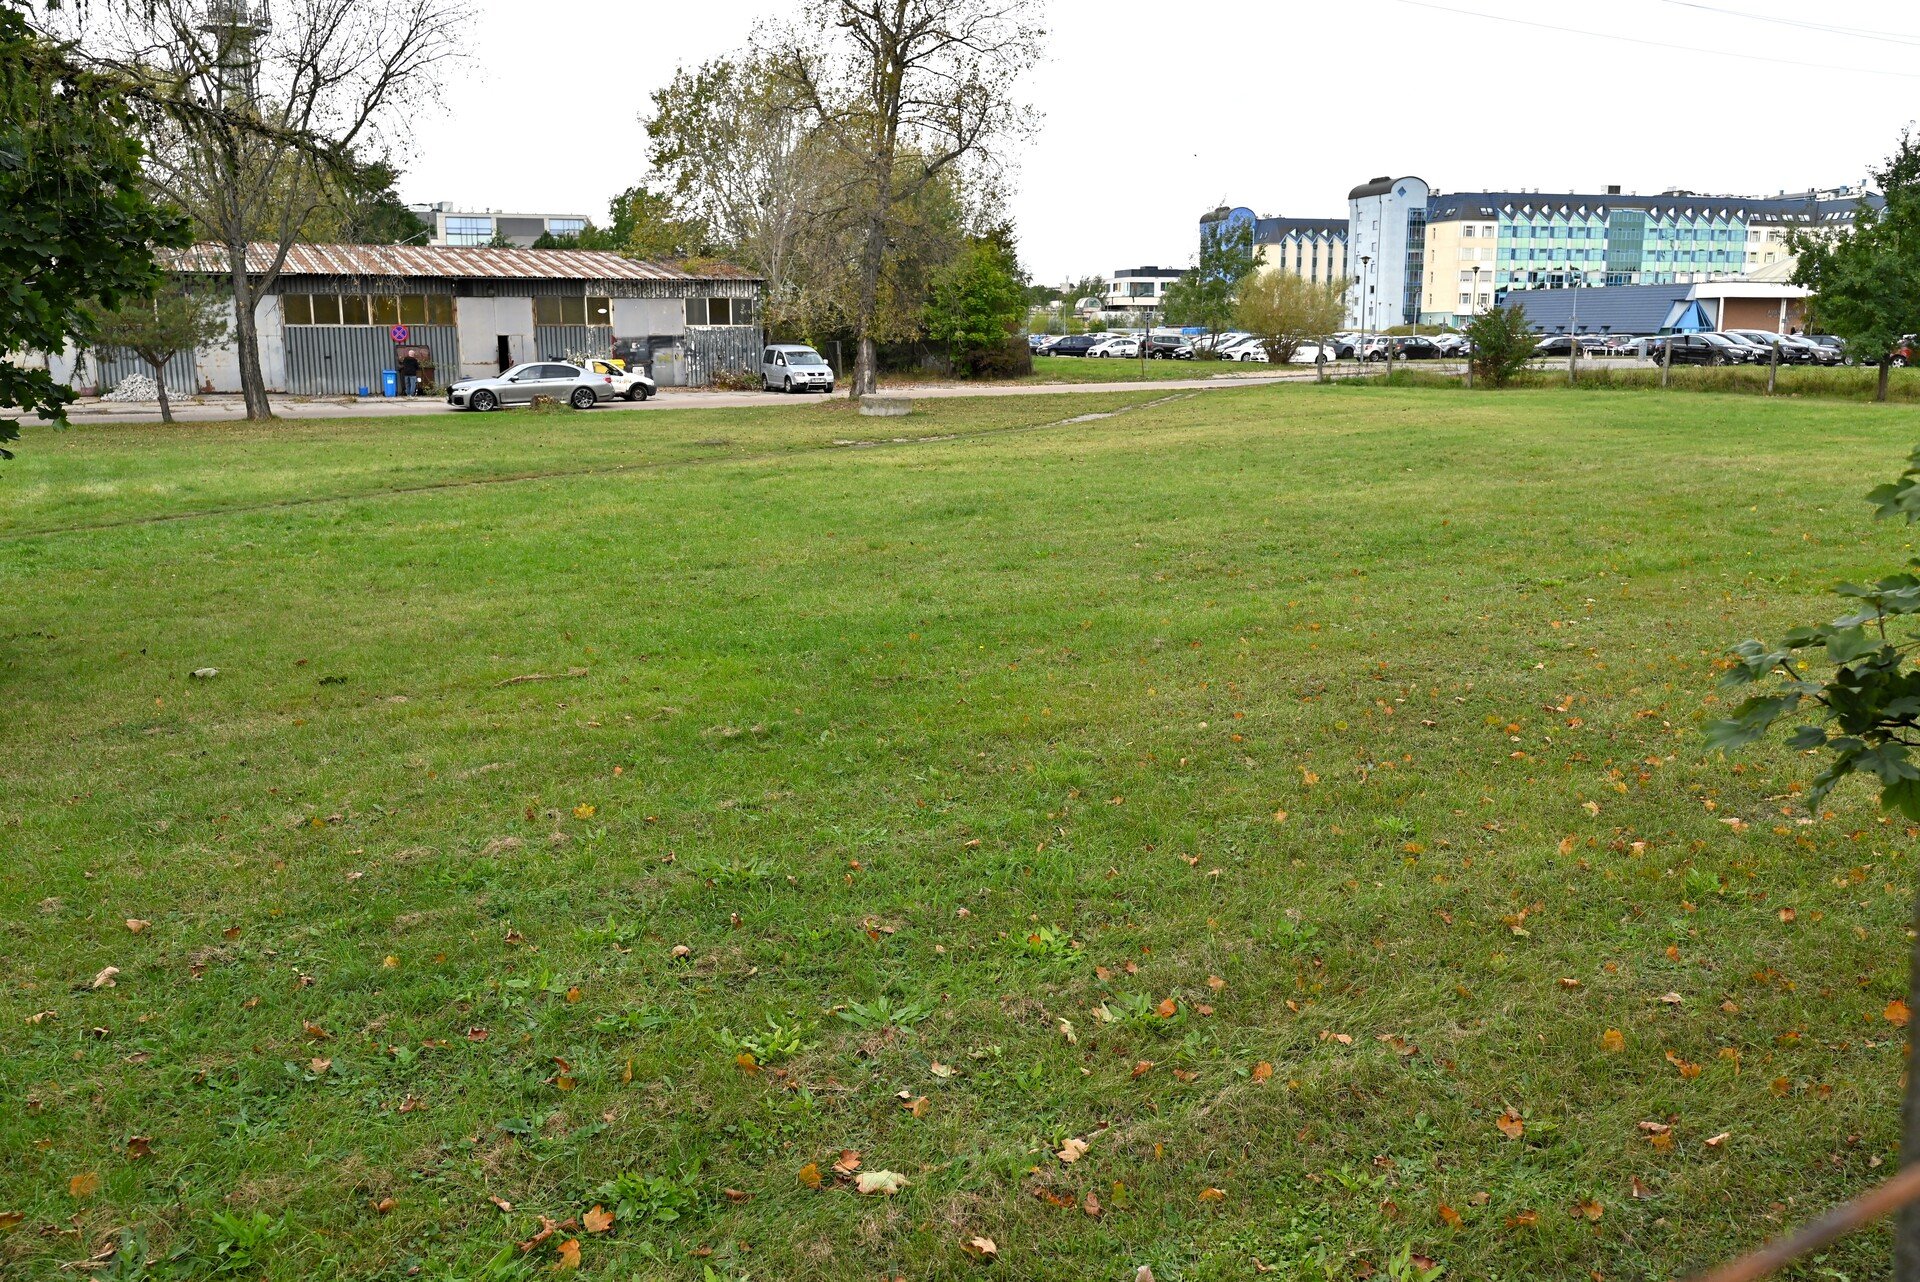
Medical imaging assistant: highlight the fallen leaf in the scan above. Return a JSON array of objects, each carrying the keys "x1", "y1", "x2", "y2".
[
  {"x1": 24, "y1": 1010, "x2": 55, "y2": 1025},
  {"x1": 1197, "y1": 1186, "x2": 1227, "y2": 1203},
  {"x1": 309, "y1": 1057, "x2": 332, "y2": 1074},
  {"x1": 832, "y1": 1150, "x2": 862, "y2": 1178},
  {"x1": 963, "y1": 1235, "x2": 998, "y2": 1260},
  {"x1": 1629, "y1": 1175, "x2": 1653, "y2": 1200},
  {"x1": 1600, "y1": 1028, "x2": 1625, "y2": 1053},
  {"x1": 382, "y1": 955, "x2": 399, "y2": 969},
  {"x1": 1252, "y1": 1061, "x2": 1274, "y2": 1082},
  {"x1": 90, "y1": 966, "x2": 120, "y2": 990},
  {"x1": 798, "y1": 1163, "x2": 823, "y2": 1190},
  {"x1": 1155, "y1": 998, "x2": 1178, "y2": 1018},
  {"x1": 1057, "y1": 1136, "x2": 1090, "y2": 1164},
  {"x1": 489, "y1": 1195, "x2": 514, "y2": 1213},
  {"x1": 372, "y1": 1196, "x2": 396, "y2": 1214},
  {"x1": 1438, "y1": 1204, "x2": 1463, "y2": 1228},
  {"x1": 1083, "y1": 1191, "x2": 1102, "y2": 1218},
  {"x1": 68, "y1": 1173, "x2": 100, "y2": 1200},
  {"x1": 1496, "y1": 1107, "x2": 1525, "y2": 1139},
  {"x1": 1131, "y1": 1059, "x2": 1155, "y2": 1080},
  {"x1": 125, "y1": 919, "x2": 150, "y2": 934},
  {"x1": 553, "y1": 1237, "x2": 581, "y2": 1271},
  {"x1": 1705, "y1": 1132, "x2": 1731, "y2": 1149},
  {"x1": 1886, "y1": 998, "x2": 1911, "y2": 1028},
  {"x1": 930, "y1": 1061, "x2": 954, "y2": 1078},
  {"x1": 1558, "y1": 977, "x2": 1581, "y2": 990},
  {"x1": 0, "y1": 1211, "x2": 22, "y2": 1231},
  {"x1": 1636, "y1": 1120, "x2": 1671, "y2": 1134},
  {"x1": 1506, "y1": 1210, "x2": 1539, "y2": 1228},
  {"x1": 1207, "y1": 975, "x2": 1227, "y2": 992},
  {"x1": 1660, "y1": 992, "x2": 1683, "y2": 1005},
  {"x1": 854, "y1": 1170, "x2": 908, "y2": 1196},
  {"x1": 126, "y1": 1136, "x2": 151, "y2": 1160},
  {"x1": 722, "y1": 1188, "x2": 749, "y2": 1203},
  {"x1": 1573, "y1": 1198, "x2": 1604, "y2": 1221},
  {"x1": 582, "y1": 1206, "x2": 613, "y2": 1234},
  {"x1": 1664, "y1": 1050, "x2": 1702, "y2": 1080},
  {"x1": 303, "y1": 1021, "x2": 331, "y2": 1041}
]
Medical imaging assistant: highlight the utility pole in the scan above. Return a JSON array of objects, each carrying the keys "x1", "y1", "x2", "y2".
[
  {"x1": 1359, "y1": 254, "x2": 1372, "y2": 382},
  {"x1": 1567, "y1": 268, "x2": 1580, "y2": 387},
  {"x1": 1467, "y1": 265, "x2": 1481, "y2": 390}
]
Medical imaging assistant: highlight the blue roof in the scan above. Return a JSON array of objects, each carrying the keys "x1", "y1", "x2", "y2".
[{"x1": 1503, "y1": 283, "x2": 1693, "y2": 334}]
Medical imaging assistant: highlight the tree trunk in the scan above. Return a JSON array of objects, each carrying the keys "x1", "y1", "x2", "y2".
[
  {"x1": 228, "y1": 244, "x2": 273, "y2": 420},
  {"x1": 1880, "y1": 359, "x2": 1893, "y2": 404},
  {"x1": 851, "y1": 193, "x2": 891, "y2": 399},
  {"x1": 151, "y1": 359, "x2": 173, "y2": 425},
  {"x1": 1898, "y1": 879, "x2": 1920, "y2": 1280}
]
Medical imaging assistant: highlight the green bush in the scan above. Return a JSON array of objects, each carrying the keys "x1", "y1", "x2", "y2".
[{"x1": 1463, "y1": 305, "x2": 1537, "y2": 387}]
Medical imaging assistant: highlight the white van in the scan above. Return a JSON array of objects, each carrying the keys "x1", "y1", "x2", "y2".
[{"x1": 761, "y1": 344, "x2": 836, "y2": 394}]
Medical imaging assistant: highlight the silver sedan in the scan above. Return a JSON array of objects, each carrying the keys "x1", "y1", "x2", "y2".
[{"x1": 447, "y1": 362, "x2": 616, "y2": 411}]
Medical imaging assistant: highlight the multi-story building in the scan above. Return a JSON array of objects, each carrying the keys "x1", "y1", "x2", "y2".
[
  {"x1": 1104, "y1": 266, "x2": 1184, "y2": 314},
  {"x1": 1411, "y1": 184, "x2": 1878, "y2": 327},
  {"x1": 406, "y1": 203, "x2": 595, "y2": 247},
  {"x1": 1345, "y1": 176, "x2": 1430, "y2": 331},
  {"x1": 1198, "y1": 207, "x2": 1349, "y2": 286}
]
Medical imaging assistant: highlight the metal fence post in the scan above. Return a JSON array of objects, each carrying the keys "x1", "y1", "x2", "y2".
[
  {"x1": 1768, "y1": 338, "x2": 1779, "y2": 394},
  {"x1": 1662, "y1": 334, "x2": 1673, "y2": 388}
]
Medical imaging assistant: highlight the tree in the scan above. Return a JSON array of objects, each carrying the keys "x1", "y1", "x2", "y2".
[
  {"x1": 314, "y1": 157, "x2": 429, "y2": 245},
  {"x1": 1706, "y1": 443, "x2": 1920, "y2": 1279},
  {"x1": 766, "y1": 0, "x2": 1045, "y2": 397},
  {"x1": 1234, "y1": 270, "x2": 1344, "y2": 363},
  {"x1": 87, "y1": 286, "x2": 229, "y2": 423},
  {"x1": 64, "y1": 0, "x2": 467, "y2": 420},
  {"x1": 1066, "y1": 275, "x2": 1106, "y2": 308},
  {"x1": 925, "y1": 231, "x2": 1025, "y2": 376},
  {"x1": 1163, "y1": 220, "x2": 1257, "y2": 347},
  {"x1": 1791, "y1": 132, "x2": 1920, "y2": 403},
  {"x1": 0, "y1": 7, "x2": 186, "y2": 458},
  {"x1": 1463, "y1": 305, "x2": 1537, "y2": 388}
]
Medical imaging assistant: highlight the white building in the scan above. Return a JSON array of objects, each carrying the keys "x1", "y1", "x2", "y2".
[
  {"x1": 406, "y1": 203, "x2": 596, "y2": 247},
  {"x1": 1103, "y1": 266, "x2": 1184, "y2": 314},
  {"x1": 1346, "y1": 175, "x2": 1429, "y2": 331}
]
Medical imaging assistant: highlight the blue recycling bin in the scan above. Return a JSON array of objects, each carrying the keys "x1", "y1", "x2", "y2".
[{"x1": 380, "y1": 369, "x2": 398, "y2": 398}]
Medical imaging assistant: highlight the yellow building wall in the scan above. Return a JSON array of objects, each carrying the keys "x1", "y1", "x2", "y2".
[
  {"x1": 1256, "y1": 236, "x2": 1347, "y2": 286},
  {"x1": 1421, "y1": 218, "x2": 1498, "y2": 320}
]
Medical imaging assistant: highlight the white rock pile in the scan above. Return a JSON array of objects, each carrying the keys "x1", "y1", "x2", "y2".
[{"x1": 102, "y1": 372, "x2": 162, "y2": 402}]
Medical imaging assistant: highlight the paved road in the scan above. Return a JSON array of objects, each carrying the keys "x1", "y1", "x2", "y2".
[{"x1": 60, "y1": 367, "x2": 1342, "y2": 425}]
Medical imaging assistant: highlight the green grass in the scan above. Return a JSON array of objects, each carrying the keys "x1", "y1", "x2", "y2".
[
  {"x1": 920, "y1": 354, "x2": 1290, "y2": 384},
  {"x1": 1388, "y1": 361, "x2": 1920, "y2": 401},
  {"x1": 3, "y1": 383, "x2": 1918, "y2": 1280}
]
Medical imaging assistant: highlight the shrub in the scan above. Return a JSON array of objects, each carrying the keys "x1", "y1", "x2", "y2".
[
  {"x1": 709, "y1": 368, "x2": 760, "y2": 392},
  {"x1": 1464, "y1": 305, "x2": 1537, "y2": 387}
]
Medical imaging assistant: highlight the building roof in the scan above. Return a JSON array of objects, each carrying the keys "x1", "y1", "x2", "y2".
[
  {"x1": 1504, "y1": 283, "x2": 1692, "y2": 334},
  {"x1": 1428, "y1": 189, "x2": 1881, "y2": 224},
  {"x1": 1348, "y1": 176, "x2": 1397, "y2": 200},
  {"x1": 1113, "y1": 265, "x2": 1185, "y2": 278},
  {"x1": 1253, "y1": 217, "x2": 1345, "y2": 242},
  {"x1": 163, "y1": 242, "x2": 760, "y2": 282}
]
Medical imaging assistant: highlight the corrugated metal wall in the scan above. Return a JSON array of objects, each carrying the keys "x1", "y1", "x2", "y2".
[
  {"x1": 533, "y1": 325, "x2": 614, "y2": 361},
  {"x1": 685, "y1": 326, "x2": 764, "y2": 384},
  {"x1": 96, "y1": 348, "x2": 198, "y2": 395},
  {"x1": 283, "y1": 324, "x2": 459, "y2": 395}
]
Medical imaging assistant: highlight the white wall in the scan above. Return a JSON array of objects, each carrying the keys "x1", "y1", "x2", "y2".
[{"x1": 454, "y1": 295, "x2": 538, "y2": 381}]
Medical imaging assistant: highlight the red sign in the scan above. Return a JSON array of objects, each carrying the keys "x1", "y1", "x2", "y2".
[{"x1": 390, "y1": 323, "x2": 410, "y2": 343}]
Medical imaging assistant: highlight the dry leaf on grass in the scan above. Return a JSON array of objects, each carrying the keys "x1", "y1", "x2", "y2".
[
  {"x1": 1495, "y1": 1107, "x2": 1525, "y2": 1139},
  {"x1": 1057, "y1": 1137, "x2": 1090, "y2": 1164},
  {"x1": 581, "y1": 1206, "x2": 613, "y2": 1234},
  {"x1": 855, "y1": 1170, "x2": 908, "y2": 1196},
  {"x1": 552, "y1": 1238, "x2": 580, "y2": 1271},
  {"x1": 963, "y1": 1235, "x2": 998, "y2": 1260}
]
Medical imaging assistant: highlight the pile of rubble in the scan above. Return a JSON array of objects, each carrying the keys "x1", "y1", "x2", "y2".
[{"x1": 102, "y1": 372, "x2": 161, "y2": 402}]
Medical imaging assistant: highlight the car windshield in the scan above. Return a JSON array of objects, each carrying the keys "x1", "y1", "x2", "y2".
[{"x1": 784, "y1": 350, "x2": 826, "y2": 365}]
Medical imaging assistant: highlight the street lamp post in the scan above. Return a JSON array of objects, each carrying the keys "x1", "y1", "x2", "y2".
[
  {"x1": 1467, "y1": 264, "x2": 1482, "y2": 389},
  {"x1": 1359, "y1": 254, "x2": 1373, "y2": 378},
  {"x1": 1568, "y1": 267, "x2": 1581, "y2": 387}
]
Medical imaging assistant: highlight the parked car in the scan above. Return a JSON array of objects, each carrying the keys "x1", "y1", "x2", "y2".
[
  {"x1": 1658, "y1": 334, "x2": 1735, "y2": 366},
  {"x1": 1728, "y1": 330, "x2": 1815, "y2": 364},
  {"x1": 1808, "y1": 334, "x2": 1848, "y2": 361},
  {"x1": 1145, "y1": 335, "x2": 1195, "y2": 359},
  {"x1": 1088, "y1": 336, "x2": 1141, "y2": 358},
  {"x1": 1391, "y1": 336, "x2": 1443, "y2": 360},
  {"x1": 1289, "y1": 343, "x2": 1337, "y2": 364},
  {"x1": 1194, "y1": 331, "x2": 1249, "y2": 354},
  {"x1": 1218, "y1": 336, "x2": 1265, "y2": 360},
  {"x1": 1711, "y1": 332, "x2": 1769, "y2": 363},
  {"x1": 1431, "y1": 333, "x2": 1469, "y2": 357},
  {"x1": 761, "y1": 343, "x2": 836, "y2": 393},
  {"x1": 1230, "y1": 342, "x2": 1271, "y2": 363},
  {"x1": 582, "y1": 356, "x2": 656, "y2": 401},
  {"x1": 1027, "y1": 334, "x2": 1051, "y2": 353},
  {"x1": 448, "y1": 362, "x2": 615, "y2": 411},
  {"x1": 1048, "y1": 334, "x2": 1107, "y2": 357},
  {"x1": 1331, "y1": 335, "x2": 1360, "y2": 360},
  {"x1": 1532, "y1": 335, "x2": 1572, "y2": 357}
]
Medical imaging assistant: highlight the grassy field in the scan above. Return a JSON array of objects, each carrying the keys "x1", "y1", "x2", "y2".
[
  {"x1": 877, "y1": 354, "x2": 1299, "y2": 385},
  {"x1": 3, "y1": 384, "x2": 1918, "y2": 1281},
  {"x1": 1391, "y1": 361, "x2": 1920, "y2": 402}
]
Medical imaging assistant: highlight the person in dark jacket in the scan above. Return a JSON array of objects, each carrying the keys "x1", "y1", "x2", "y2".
[{"x1": 398, "y1": 353, "x2": 421, "y2": 396}]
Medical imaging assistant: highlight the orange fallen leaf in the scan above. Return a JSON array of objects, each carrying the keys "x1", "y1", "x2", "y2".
[
  {"x1": 1573, "y1": 1198, "x2": 1604, "y2": 1221},
  {"x1": 1252, "y1": 1061, "x2": 1274, "y2": 1082},
  {"x1": 565, "y1": 986, "x2": 582, "y2": 1004},
  {"x1": 832, "y1": 1150, "x2": 862, "y2": 1178},
  {"x1": 68, "y1": 1173, "x2": 100, "y2": 1199},
  {"x1": 1438, "y1": 1204, "x2": 1463, "y2": 1229},
  {"x1": 1495, "y1": 1107, "x2": 1525, "y2": 1139},
  {"x1": 1506, "y1": 1210, "x2": 1539, "y2": 1229},
  {"x1": 1664, "y1": 1050, "x2": 1701, "y2": 1080},
  {"x1": 309, "y1": 1057, "x2": 331, "y2": 1074},
  {"x1": 303, "y1": 1021, "x2": 330, "y2": 1041},
  {"x1": 582, "y1": 1205, "x2": 613, "y2": 1234},
  {"x1": 1629, "y1": 1175, "x2": 1653, "y2": 1200},
  {"x1": 1083, "y1": 1191, "x2": 1102, "y2": 1218},
  {"x1": 125, "y1": 919, "x2": 150, "y2": 934},
  {"x1": 1155, "y1": 998, "x2": 1178, "y2": 1018},
  {"x1": 0, "y1": 1211, "x2": 22, "y2": 1231},
  {"x1": 489, "y1": 1195, "x2": 514, "y2": 1213},
  {"x1": 1885, "y1": 998, "x2": 1911, "y2": 1027},
  {"x1": 722, "y1": 1188, "x2": 750, "y2": 1203},
  {"x1": 372, "y1": 1196, "x2": 396, "y2": 1214},
  {"x1": 1705, "y1": 1132, "x2": 1731, "y2": 1149},
  {"x1": 1131, "y1": 1060, "x2": 1155, "y2": 1080},
  {"x1": 1206, "y1": 976, "x2": 1227, "y2": 992},
  {"x1": 1198, "y1": 1186, "x2": 1227, "y2": 1203},
  {"x1": 798, "y1": 1163, "x2": 823, "y2": 1190},
  {"x1": 553, "y1": 1237, "x2": 581, "y2": 1270},
  {"x1": 1600, "y1": 1029, "x2": 1625, "y2": 1053}
]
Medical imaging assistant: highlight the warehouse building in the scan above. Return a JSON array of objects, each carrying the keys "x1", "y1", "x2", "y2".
[{"x1": 58, "y1": 243, "x2": 763, "y2": 397}]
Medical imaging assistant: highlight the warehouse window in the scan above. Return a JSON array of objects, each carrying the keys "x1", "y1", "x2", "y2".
[
  {"x1": 279, "y1": 293, "x2": 454, "y2": 325},
  {"x1": 535, "y1": 295, "x2": 612, "y2": 326}
]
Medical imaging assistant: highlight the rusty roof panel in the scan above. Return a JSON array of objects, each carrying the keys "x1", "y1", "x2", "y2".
[{"x1": 163, "y1": 242, "x2": 760, "y2": 283}]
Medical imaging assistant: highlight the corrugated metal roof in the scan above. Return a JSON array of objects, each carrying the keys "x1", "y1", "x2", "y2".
[
  {"x1": 1505, "y1": 283, "x2": 1692, "y2": 334},
  {"x1": 162, "y1": 242, "x2": 761, "y2": 283}
]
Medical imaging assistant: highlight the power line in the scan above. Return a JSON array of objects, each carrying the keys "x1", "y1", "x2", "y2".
[
  {"x1": 1656, "y1": 0, "x2": 1920, "y2": 47},
  {"x1": 1383, "y1": 0, "x2": 1920, "y2": 79}
]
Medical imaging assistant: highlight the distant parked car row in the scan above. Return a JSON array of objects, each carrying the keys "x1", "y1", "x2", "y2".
[
  {"x1": 1033, "y1": 332, "x2": 1197, "y2": 359},
  {"x1": 1572, "y1": 331, "x2": 1848, "y2": 367}
]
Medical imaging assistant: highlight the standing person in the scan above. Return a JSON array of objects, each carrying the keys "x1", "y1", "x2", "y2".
[{"x1": 398, "y1": 352, "x2": 421, "y2": 397}]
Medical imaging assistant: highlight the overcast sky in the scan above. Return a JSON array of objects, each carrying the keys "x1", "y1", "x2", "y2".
[{"x1": 401, "y1": 0, "x2": 1920, "y2": 283}]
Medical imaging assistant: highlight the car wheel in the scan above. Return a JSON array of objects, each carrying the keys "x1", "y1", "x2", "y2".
[
  {"x1": 1894, "y1": 356, "x2": 1909, "y2": 368},
  {"x1": 470, "y1": 389, "x2": 497, "y2": 412},
  {"x1": 570, "y1": 387, "x2": 596, "y2": 409},
  {"x1": 784, "y1": 376, "x2": 794, "y2": 392},
  {"x1": 626, "y1": 385, "x2": 644, "y2": 401}
]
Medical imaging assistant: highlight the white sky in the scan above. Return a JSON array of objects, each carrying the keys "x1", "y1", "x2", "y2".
[{"x1": 400, "y1": 0, "x2": 1920, "y2": 283}]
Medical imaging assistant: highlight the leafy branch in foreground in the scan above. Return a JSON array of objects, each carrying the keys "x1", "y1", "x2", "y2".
[
  {"x1": 1706, "y1": 441, "x2": 1920, "y2": 1280},
  {"x1": 1709, "y1": 444, "x2": 1920, "y2": 817}
]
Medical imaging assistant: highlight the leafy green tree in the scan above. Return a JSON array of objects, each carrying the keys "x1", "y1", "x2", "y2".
[
  {"x1": 1706, "y1": 444, "x2": 1920, "y2": 1277},
  {"x1": 925, "y1": 233, "x2": 1026, "y2": 376},
  {"x1": 309, "y1": 157, "x2": 430, "y2": 245},
  {"x1": 1233, "y1": 270, "x2": 1344, "y2": 363},
  {"x1": 0, "y1": 7, "x2": 186, "y2": 458},
  {"x1": 1792, "y1": 133, "x2": 1920, "y2": 403},
  {"x1": 1163, "y1": 220, "x2": 1257, "y2": 347},
  {"x1": 87, "y1": 286, "x2": 229, "y2": 424},
  {"x1": 1066, "y1": 275, "x2": 1106, "y2": 308},
  {"x1": 1463, "y1": 305, "x2": 1537, "y2": 388}
]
